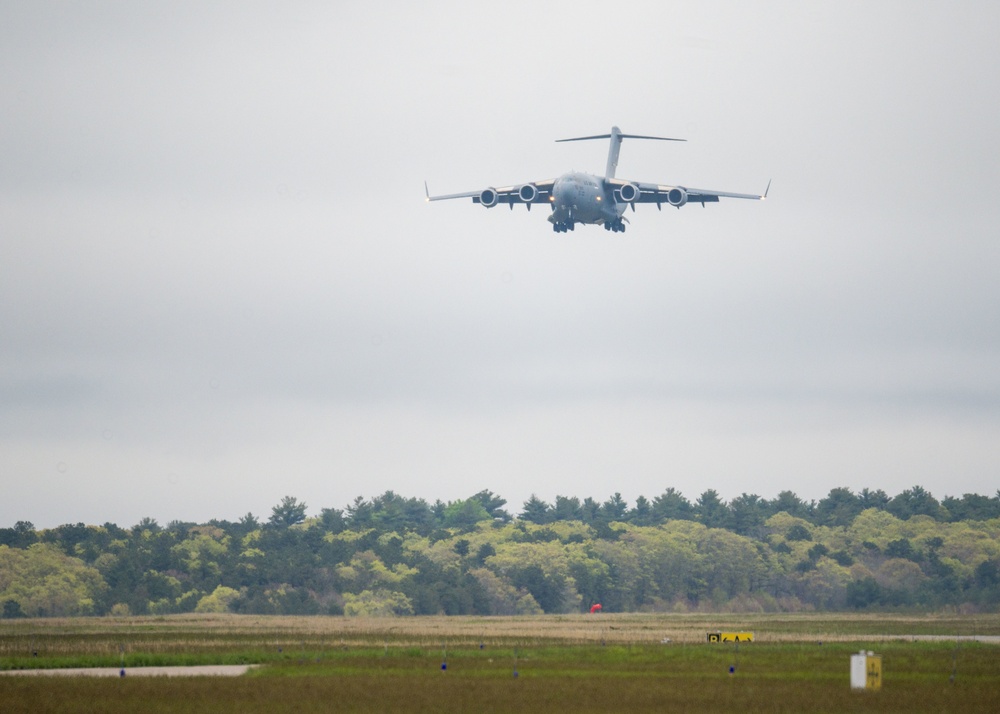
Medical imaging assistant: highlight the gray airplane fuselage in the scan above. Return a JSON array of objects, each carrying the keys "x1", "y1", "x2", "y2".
[{"x1": 549, "y1": 172, "x2": 622, "y2": 227}]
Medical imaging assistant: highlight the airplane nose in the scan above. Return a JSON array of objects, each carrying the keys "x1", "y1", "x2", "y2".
[{"x1": 553, "y1": 180, "x2": 572, "y2": 204}]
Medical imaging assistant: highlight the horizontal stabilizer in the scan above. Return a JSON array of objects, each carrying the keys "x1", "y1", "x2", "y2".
[
  {"x1": 556, "y1": 133, "x2": 685, "y2": 143},
  {"x1": 557, "y1": 126, "x2": 686, "y2": 178}
]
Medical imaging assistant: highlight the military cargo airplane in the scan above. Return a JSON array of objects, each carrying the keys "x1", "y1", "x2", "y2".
[{"x1": 426, "y1": 126, "x2": 768, "y2": 233}]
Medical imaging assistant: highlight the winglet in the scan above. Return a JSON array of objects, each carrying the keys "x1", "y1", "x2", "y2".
[
  {"x1": 762, "y1": 179, "x2": 771, "y2": 200},
  {"x1": 424, "y1": 181, "x2": 430, "y2": 202}
]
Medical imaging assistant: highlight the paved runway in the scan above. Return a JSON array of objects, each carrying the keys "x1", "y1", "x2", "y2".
[{"x1": 0, "y1": 665, "x2": 260, "y2": 677}]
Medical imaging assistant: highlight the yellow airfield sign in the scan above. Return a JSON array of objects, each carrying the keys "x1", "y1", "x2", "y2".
[
  {"x1": 707, "y1": 631, "x2": 754, "y2": 643},
  {"x1": 866, "y1": 655, "x2": 882, "y2": 690}
]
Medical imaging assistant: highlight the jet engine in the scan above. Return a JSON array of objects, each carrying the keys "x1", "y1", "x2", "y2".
[
  {"x1": 479, "y1": 188, "x2": 499, "y2": 208},
  {"x1": 667, "y1": 187, "x2": 688, "y2": 207},
  {"x1": 517, "y1": 183, "x2": 538, "y2": 203},
  {"x1": 618, "y1": 183, "x2": 640, "y2": 203}
]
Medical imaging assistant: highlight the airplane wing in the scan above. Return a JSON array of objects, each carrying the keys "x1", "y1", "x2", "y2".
[
  {"x1": 426, "y1": 179, "x2": 556, "y2": 207},
  {"x1": 607, "y1": 178, "x2": 769, "y2": 207}
]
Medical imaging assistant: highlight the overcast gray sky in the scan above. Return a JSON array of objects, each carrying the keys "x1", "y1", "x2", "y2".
[{"x1": 2, "y1": 1, "x2": 998, "y2": 528}]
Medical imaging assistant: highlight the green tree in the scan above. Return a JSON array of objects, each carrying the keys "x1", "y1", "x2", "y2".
[
  {"x1": 588, "y1": 537, "x2": 646, "y2": 611},
  {"x1": 485, "y1": 538, "x2": 581, "y2": 613},
  {"x1": 624, "y1": 522, "x2": 704, "y2": 606},
  {"x1": 467, "y1": 567, "x2": 520, "y2": 615},
  {"x1": 170, "y1": 532, "x2": 228, "y2": 585},
  {"x1": 847, "y1": 576, "x2": 884, "y2": 608},
  {"x1": 858, "y1": 488, "x2": 890, "y2": 511},
  {"x1": 769, "y1": 490, "x2": 812, "y2": 519},
  {"x1": 9, "y1": 486, "x2": 1000, "y2": 618},
  {"x1": 652, "y1": 488, "x2": 694, "y2": 521},
  {"x1": 368, "y1": 491, "x2": 435, "y2": 533},
  {"x1": 2, "y1": 599, "x2": 25, "y2": 618},
  {"x1": 601, "y1": 493, "x2": 628, "y2": 522},
  {"x1": 553, "y1": 496, "x2": 584, "y2": 521},
  {"x1": 346, "y1": 496, "x2": 376, "y2": 529},
  {"x1": 319, "y1": 507, "x2": 346, "y2": 533},
  {"x1": 814, "y1": 487, "x2": 862, "y2": 527},
  {"x1": 41, "y1": 522, "x2": 93, "y2": 558},
  {"x1": 508, "y1": 563, "x2": 565, "y2": 613},
  {"x1": 888, "y1": 486, "x2": 944, "y2": 520},
  {"x1": 942, "y1": 493, "x2": 1000, "y2": 521},
  {"x1": 580, "y1": 498, "x2": 602, "y2": 524},
  {"x1": 443, "y1": 499, "x2": 490, "y2": 529},
  {"x1": 695, "y1": 528, "x2": 767, "y2": 605},
  {"x1": 628, "y1": 496, "x2": 657, "y2": 526},
  {"x1": 696, "y1": 490, "x2": 730, "y2": 529},
  {"x1": 269, "y1": 496, "x2": 307, "y2": 528},
  {"x1": 342, "y1": 589, "x2": 413, "y2": 616},
  {"x1": 729, "y1": 493, "x2": 768, "y2": 537},
  {"x1": 337, "y1": 550, "x2": 416, "y2": 592},
  {"x1": 470, "y1": 490, "x2": 510, "y2": 521},
  {"x1": 0, "y1": 521, "x2": 38, "y2": 549},
  {"x1": 0, "y1": 544, "x2": 107, "y2": 616},
  {"x1": 794, "y1": 557, "x2": 852, "y2": 609},
  {"x1": 132, "y1": 517, "x2": 161, "y2": 534},
  {"x1": 807, "y1": 543, "x2": 829, "y2": 561},
  {"x1": 194, "y1": 585, "x2": 241, "y2": 613},
  {"x1": 786, "y1": 523, "x2": 813, "y2": 541},
  {"x1": 519, "y1": 495, "x2": 552, "y2": 524},
  {"x1": 885, "y1": 538, "x2": 916, "y2": 560}
]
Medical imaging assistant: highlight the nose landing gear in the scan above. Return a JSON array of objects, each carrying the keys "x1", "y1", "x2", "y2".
[
  {"x1": 604, "y1": 219, "x2": 626, "y2": 233},
  {"x1": 552, "y1": 221, "x2": 575, "y2": 233}
]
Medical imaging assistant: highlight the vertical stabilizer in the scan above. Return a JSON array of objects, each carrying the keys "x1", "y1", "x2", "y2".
[{"x1": 605, "y1": 126, "x2": 624, "y2": 178}]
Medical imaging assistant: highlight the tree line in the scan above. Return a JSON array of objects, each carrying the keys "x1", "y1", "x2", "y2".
[{"x1": 2, "y1": 486, "x2": 998, "y2": 619}]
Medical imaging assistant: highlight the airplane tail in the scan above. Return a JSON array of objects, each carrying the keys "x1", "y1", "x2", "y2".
[{"x1": 556, "y1": 126, "x2": 686, "y2": 178}]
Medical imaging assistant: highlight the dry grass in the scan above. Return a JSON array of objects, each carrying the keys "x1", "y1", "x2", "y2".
[{"x1": 3, "y1": 611, "x2": 997, "y2": 655}]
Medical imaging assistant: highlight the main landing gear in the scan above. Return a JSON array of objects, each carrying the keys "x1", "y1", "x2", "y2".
[
  {"x1": 604, "y1": 219, "x2": 626, "y2": 233},
  {"x1": 552, "y1": 221, "x2": 575, "y2": 233}
]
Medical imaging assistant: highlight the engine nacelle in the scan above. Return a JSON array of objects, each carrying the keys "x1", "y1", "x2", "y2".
[
  {"x1": 667, "y1": 187, "x2": 688, "y2": 207},
  {"x1": 479, "y1": 188, "x2": 499, "y2": 208},
  {"x1": 517, "y1": 183, "x2": 538, "y2": 203},
  {"x1": 618, "y1": 183, "x2": 640, "y2": 203}
]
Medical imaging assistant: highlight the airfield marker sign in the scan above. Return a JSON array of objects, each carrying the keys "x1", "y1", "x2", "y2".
[
  {"x1": 850, "y1": 651, "x2": 882, "y2": 691},
  {"x1": 706, "y1": 631, "x2": 754, "y2": 643}
]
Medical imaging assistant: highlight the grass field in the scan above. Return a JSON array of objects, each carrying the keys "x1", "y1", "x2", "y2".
[{"x1": 2, "y1": 613, "x2": 999, "y2": 712}]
